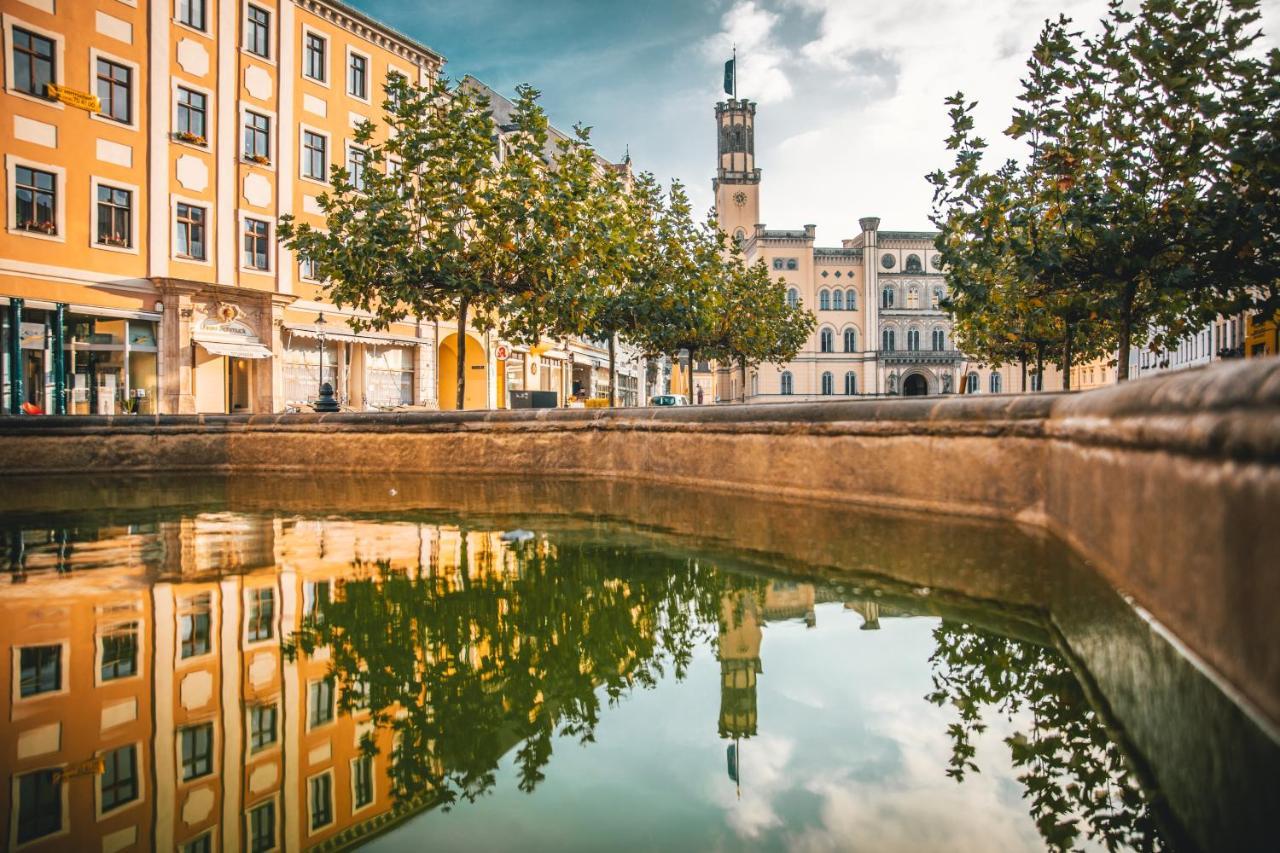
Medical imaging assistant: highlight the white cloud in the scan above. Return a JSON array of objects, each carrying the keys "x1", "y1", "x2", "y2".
[{"x1": 702, "y1": 1, "x2": 794, "y2": 104}]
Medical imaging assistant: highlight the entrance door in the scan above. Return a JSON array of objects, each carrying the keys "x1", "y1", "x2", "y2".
[
  {"x1": 22, "y1": 349, "x2": 45, "y2": 413},
  {"x1": 228, "y1": 357, "x2": 252, "y2": 412},
  {"x1": 902, "y1": 374, "x2": 928, "y2": 396}
]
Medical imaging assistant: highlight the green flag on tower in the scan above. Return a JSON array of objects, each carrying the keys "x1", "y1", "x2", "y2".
[{"x1": 724, "y1": 58, "x2": 735, "y2": 97}]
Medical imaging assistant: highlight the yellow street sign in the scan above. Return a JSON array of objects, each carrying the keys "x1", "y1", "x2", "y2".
[{"x1": 45, "y1": 84, "x2": 101, "y2": 113}]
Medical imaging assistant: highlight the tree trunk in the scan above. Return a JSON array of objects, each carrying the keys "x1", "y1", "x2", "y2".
[
  {"x1": 687, "y1": 348, "x2": 696, "y2": 404},
  {"x1": 455, "y1": 298, "x2": 469, "y2": 410},
  {"x1": 608, "y1": 334, "x2": 618, "y2": 407},
  {"x1": 1020, "y1": 353, "x2": 1028, "y2": 393},
  {"x1": 1062, "y1": 323, "x2": 1074, "y2": 391},
  {"x1": 1035, "y1": 342, "x2": 1045, "y2": 393},
  {"x1": 1115, "y1": 282, "x2": 1137, "y2": 383},
  {"x1": 741, "y1": 361, "x2": 748, "y2": 403}
]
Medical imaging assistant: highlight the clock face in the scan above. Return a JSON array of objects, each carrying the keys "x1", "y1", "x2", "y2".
[{"x1": 733, "y1": 191, "x2": 747, "y2": 207}]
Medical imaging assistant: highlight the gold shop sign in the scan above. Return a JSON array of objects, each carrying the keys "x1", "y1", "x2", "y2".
[{"x1": 45, "y1": 83, "x2": 101, "y2": 113}]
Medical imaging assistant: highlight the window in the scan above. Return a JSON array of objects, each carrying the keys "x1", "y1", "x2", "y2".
[
  {"x1": 100, "y1": 622, "x2": 138, "y2": 680},
  {"x1": 310, "y1": 773, "x2": 333, "y2": 829},
  {"x1": 846, "y1": 289, "x2": 857, "y2": 310},
  {"x1": 907, "y1": 329, "x2": 920, "y2": 351},
  {"x1": 772, "y1": 258, "x2": 784, "y2": 271},
  {"x1": 176, "y1": 204, "x2": 207, "y2": 262},
  {"x1": 19, "y1": 645, "x2": 61, "y2": 697},
  {"x1": 251, "y1": 704, "x2": 278, "y2": 752},
  {"x1": 844, "y1": 371, "x2": 857, "y2": 395},
  {"x1": 906, "y1": 287, "x2": 920, "y2": 309},
  {"x1": 881, "y1": 287, "x2": 894, "y2": 309},
  {"x1": 843, "y1": 328, "x2": 857, "y2": 353},
  {"x1": 184, "y1": 833, "x2": 213, "y2": 853},
  {"x1": 243, "y1": 217, "x2": 270, "y2": 271},
  {"x1": 881, "y1": 252, "x2": 895, "y2": 269},
  {"x1": 347, "y1": 146, "x2": 367, "y2": 191},
  {"x1": 96, "y1": 58, "x2": 132, "y2": 124},
  {"x1": 779, "y1": 371, "x2": 793, "y2": 395},
  {"x1": 821, "y1": 371, "x2": 833, "y2": 395},
  {"x1": 181, "y1": 723, "x2": 213, "y2": 780},
  {"x1": 177, "y1": 87, "x2": 207, "y2": 141},
  {"x1": 96, "y1": 185, "x2": 132, "y2": 249},
  {"x1": 304, "y1": 580, "x2": 330, "y2": 623},
  {"x1": 966, "y1": 373, "x2": 979, "y2": 393},
  {"x1": 932, "y1": 329, "x2": 945, "y2": 351},
  {"x1": 348, "y1": 52, "x2": 368, "y2": 99},
  {"x1": 302, "y1": 131, "x2": 327, "y2": 181},
  {"x1": 882, "y1": 329, "x2": 896, "y2": 352},
  {"x1": 818, "y1": 289, "x2": 830, "y2": 311},
  {"x1": 249, "y1": 801, "x2": 276, "y2": 853},
  {"x1": 905, "y1": 253, "x2": 923, "y2": 272},
  {"x1": 304, "y1": 32, "x2": 327, "y2": 82},
  {"x1": 353, "y1": 755, "x2": 375, "y2": 809},
  {"x1": 243, "y1": 111, "x2": 271, "y2": 161},
  {"x1": 786, "y1": 258, "x2": 798, "y2": 270},
  {"x1": 101, "y1": 744, "x2": 138, "y2": 812},
  {"x1": 246, "y1": 5, "x2": 270, "y2": 58},
  {"x1": 15, "y1": 165, "x2": 57, "y2": 235},
  {"x1": 832, "y1": 290, "x2": 843, "y2": 311},
  {"x1": 990, "y1": 373, "x2": 1002, "y2": 393},
  {"x1": 786, "y1": 288, "x2": 798, "y2": 309},
  {"x1": 16, "y1": 769, "x2": 60, "y2": 844},
  {"x1": 12, "y1": 27, "x2": 55, "y2": 98},
  {"x1": 819, "y1": 327, "x2": 833, "y2": 353},
  {"x1": 178, "y1": 0, "x2": 207, "y2": 31},
  {"x1": 246, "y1": 586, "x2": 274, "y2": 638},
  {"x1": 309, "y1": 678, "x2": 335, "y2": 728},
  {"x1": 299, "y1": 255, "x2": 318, "y2": 281},
  {"x1": 932, "y1": 286, "x2": 944, "y2": 309}
]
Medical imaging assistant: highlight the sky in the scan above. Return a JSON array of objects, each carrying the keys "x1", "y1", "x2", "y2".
[{"x1": 347, "y1": 0, "x2": 1279, "y2": 245}]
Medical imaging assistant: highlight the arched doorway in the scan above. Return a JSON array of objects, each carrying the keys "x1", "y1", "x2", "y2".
[
  {"x1": 438, "y1": 333, "x2": 488, "y2": 410},
  {"x1": 902, "y1": 373, "x2": 929, "y2": 396}
]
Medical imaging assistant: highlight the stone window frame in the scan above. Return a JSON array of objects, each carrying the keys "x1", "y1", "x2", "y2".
[
  {"x1": 3, "y1": 15, "x2": 66, "y2": 111},
  {"x1": 7, "y1": 154, "x2": 65, "y2": 243},
  {"x1": 171, "y1": 194, "x2": 212, "y2": 267},
  {"x1": 90, "y1": 175, "x2": 142, "y2": 256}
]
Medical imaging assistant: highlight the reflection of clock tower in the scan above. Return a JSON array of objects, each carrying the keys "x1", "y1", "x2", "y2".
[{"x1": 713, "y1": 99, "x2": 761, "y2": 242}]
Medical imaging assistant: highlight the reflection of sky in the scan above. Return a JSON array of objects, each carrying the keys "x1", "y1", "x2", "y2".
[{"x1": 370, "y1": 603, "x2": 1046, "y2": 852}]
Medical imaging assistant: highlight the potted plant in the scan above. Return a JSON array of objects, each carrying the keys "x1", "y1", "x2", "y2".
[
  {"x1": 175, "y1": 131, "x2": 206, "y2": 146},
  {"x1": 248, "y1": 153, "x2": 270, "y2": 165}
]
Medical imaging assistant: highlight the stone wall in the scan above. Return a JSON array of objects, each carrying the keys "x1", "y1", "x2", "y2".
[{"x1": 2, "y1": 357, "x2": 1277, "y2": 729}]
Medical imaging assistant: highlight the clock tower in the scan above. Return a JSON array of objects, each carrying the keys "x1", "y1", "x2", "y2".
[{"x1": 714, "y1": 99, "x2": 761, "y2": 243}]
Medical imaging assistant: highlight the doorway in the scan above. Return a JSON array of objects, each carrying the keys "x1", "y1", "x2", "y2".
[
  {"x1": 902, "y1": 374, "x2": 928, "y2": 396},
  {"x1": 228, "y1": 357, "x2": 252, "y2": 412}
]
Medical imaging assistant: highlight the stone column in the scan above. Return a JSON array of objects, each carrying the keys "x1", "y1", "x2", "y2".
[
  {"x1": 157, "y1": 280, "x2": 201, "y2": 414},
  {"x1": 860, "y1": 217, "x2": 880, "y2": 393}
]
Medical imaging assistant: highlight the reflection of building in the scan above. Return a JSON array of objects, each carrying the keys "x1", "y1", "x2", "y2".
[
  {"x1": 0, "y1": 513, "x2": 516, "y2": 851},
  {"x1": 708, "y1": 98, "x2": 1061, "y2": 401}
]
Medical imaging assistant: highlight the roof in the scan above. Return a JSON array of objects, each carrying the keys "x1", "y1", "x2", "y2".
[
  {"x1": 814, "y1": 247, "x2": 863, "y2": 258},
  {"x1": 759, "y1": 228, "x2": 812, "y2": 240},
  {"x1": 308, "y1": 0, "x2": 444, "y2": 65},
  {"x1": 461, "y1": 77, "x2": 624, "y2": 169},
  {"x1": 878, "y1": 230, "x2": 939, "y2": 242}
]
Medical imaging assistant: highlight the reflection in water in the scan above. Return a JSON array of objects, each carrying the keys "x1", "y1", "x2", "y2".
[{"x1": 0, "y1": 479, "x2": 1269, "y2": 851}]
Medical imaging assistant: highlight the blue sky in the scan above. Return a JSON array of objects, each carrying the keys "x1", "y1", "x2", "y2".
[{"x1": 347, "y1": 0, "x2": 1280, "y2": 241}]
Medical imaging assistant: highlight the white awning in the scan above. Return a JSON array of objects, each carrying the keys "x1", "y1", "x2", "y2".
[
  {"x1": 285, "y1": 325, "x2": 421, "y2": 347},
  {"x1": 194, "y1": 338, "x2": 274, "y2": 359}
]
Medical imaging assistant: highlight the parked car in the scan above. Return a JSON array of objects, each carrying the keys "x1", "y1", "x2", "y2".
[{"x1": 649, "y1": 394, "x2": 689, "y2": 406}]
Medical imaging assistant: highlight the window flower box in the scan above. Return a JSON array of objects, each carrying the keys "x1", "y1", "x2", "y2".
[
  {"x1": 98, "y1": 233, "x2": 131, "y2": 248},
  {"x1": 175, "y1": 131, "x2": 207, "y2": 146},
  {"x1": 248, "y1": 154, "x2": 271, "y2": 166},
  {"x1": 19, "y1": 220, "x2": 57, "y2": 235}
]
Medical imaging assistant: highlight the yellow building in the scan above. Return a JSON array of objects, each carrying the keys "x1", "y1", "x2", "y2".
[
  {"x1": 0, "y1": 0, "x2": 450, "y2": 415},
  {"x1": 1246, "y1": 309, "x2": 1278, "y2": 358}
]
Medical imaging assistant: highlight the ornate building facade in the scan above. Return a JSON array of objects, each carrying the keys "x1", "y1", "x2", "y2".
[{"x1": 709, "y1": 97, "x2": 1053, "y2": 401}]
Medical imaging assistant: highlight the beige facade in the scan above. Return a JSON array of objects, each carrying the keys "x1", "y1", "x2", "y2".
[{"x1": 710, "y1": 98, "x2": 1062, "y2": 401}]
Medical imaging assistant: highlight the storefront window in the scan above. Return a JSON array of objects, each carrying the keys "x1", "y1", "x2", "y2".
[
  {"x1": 64, "y1": 314, "x2": 158, "y2": 415},
  {"x1": 365, "y1": 346, "x2": 413, "y2": 408},
  {"x1": 282, "y1": 339, "x2": 336, "y2": 406}
]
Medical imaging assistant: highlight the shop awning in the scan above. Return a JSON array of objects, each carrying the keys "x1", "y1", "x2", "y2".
[
  {"x1": 285, "y1": 325, "x2": 421, "y2": 347},
  {"x1": 194, "y1": 338, "x2": 274, "y2": 359}
]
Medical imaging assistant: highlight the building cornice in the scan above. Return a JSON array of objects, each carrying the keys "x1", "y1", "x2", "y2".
[{"x1": 298, "y1": 0, "x2": 444, "y2": 68}]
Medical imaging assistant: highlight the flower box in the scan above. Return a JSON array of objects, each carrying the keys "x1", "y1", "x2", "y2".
[
  {"x1": 248, "y1": 154, "x2": 271, "y2": 165},
  {"x1": 175, "y1": 131, "x2": 207, "y2": 146}
]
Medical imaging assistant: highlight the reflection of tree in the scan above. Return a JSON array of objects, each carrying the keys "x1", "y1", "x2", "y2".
[
  {"x1": 286, "y1": 535, "x2": 763, "y2": 811},
  {"x1": 926, "y1": 623, "x2": 1163, "y2": 852}
]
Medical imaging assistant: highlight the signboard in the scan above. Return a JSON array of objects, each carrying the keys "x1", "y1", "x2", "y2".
[
  {"x1": 495, "y1": 344, "x2": 510, "y2": 360},
  {"x1": 45, "y1": 84, "x2": 101, "y2": 113},
  {"x1": 19, "y1": 322, "x2": 45, "y2": 350}
]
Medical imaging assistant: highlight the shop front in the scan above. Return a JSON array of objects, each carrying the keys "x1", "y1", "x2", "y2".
[
  {"x1": 283, "y1": 322, "x2": 424, "y2": 411},
  {"x1": 3, "y1": 298, "x2": 160, "y2": 416}
]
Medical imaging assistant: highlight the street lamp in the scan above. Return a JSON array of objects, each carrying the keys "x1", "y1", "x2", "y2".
[{"x1": 314, "y1": 311, "x2": 339, "y2": 412}]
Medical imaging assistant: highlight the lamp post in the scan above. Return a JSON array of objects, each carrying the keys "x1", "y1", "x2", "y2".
[{"x1": 314, "y1": 311, "x2": 339, "y2": 412}]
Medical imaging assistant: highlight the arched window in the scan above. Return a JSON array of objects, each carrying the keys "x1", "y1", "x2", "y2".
[
  {"x1": 734, "y1": 227, "x2": 746, "y2": 245},
  {"x1": 989, "y1": 373, "x2": 1002, "y2": 393},
  {"x1": 907, "y1": 329, "x2": 920, "y2": 351},
  {"x1": 844, "y1": 371, "x2": 857, "y2": 395},
  {"x1": 843, "y1": 328, "x2": 857, "y2": 352},
  {"x1": 846, "y1": 289, "x2": 857, "y2": 310},
  {"x1": 932, "y1": 329, "x2": 945, "y2": 351},
  {"x1": 832, "y1": 290, "x2": 844, "y2": 311},
  {"x1": 906, "y1": 287, "x2": 920, "y2": 309},
  {"x1": 819, "y1": 327, "x2": 834, "y2": 353},
  {"x1": 881, "y1": 287, "x2": 894, "y2": 309},
  {"x1": 780, "y1": 371, "x2": 793, "y2": 395},
  {"x1": 905, "y1": 254, "x2": 922, "y2": 272},
  {"x1": 966, "y1": 372, "x2": 979, "y2": 393},
  {"x1": 786, "y1": 288, "x2": 798, "y2": 308},
  {"x1": 819, "y1": 289, "x2": 831, "y2": 311},
  {"x1": 821, "y1": 371, "x2": 833, "y2": 395},
  {"x1": 882, "y1": 329, "x2": 895, "y2": 351},
  {"x1": 932, "y1": 286, "x2": 944, "y2": 308}
]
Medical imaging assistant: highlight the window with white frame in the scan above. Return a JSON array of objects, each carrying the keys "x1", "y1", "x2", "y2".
[
  {"x1": 100, "y1": 744, "x2": 139, "y2": 812},
  {"x1": 906, "y1": 328, "x2": 920, "y2": 351},
  {"x1": 14, "y1": 164, "x2": 57, "y2": 235},
  {"x1": 12, "y1": 27, "x2": 55, "y2": 97},
  {"x1": 780, "y1": 371, "x2": 793, "y2": 395},
  {"x1": 821, "y1": 371, "x2": 833, "y2": 395},
  {"x1": 96, "y1": 185, "x2": 133, "y2": 248},
  {"x1": 990, "y1": 373, "x2": 1002, "y2": 393},
  {"x1": 177, "y1": 87, "x2": 207, "y2": 142},
  {"x1": 181, "y1": 722, "x2": 214, "y2": 780},
  {"x1": 176, "y1": 203, "x2": 207, "y2": 261},
  {"x1": 832, "y1": 289, "x2": 844, "y2": 311},
  {"x1": 819, "y1": 289, "x2": 830, "y2": 311},
  {"x1": 966, "y1": 372, "x2": 979, "y2": 393},
  {"x1": 353, "y1": 755, "x2": 375, "y2": 809},
  {"x1": 304, "y1": 32, "x2": 327, "y2": 82},
  {"x1": 309, "y1": 678, "x2": 335, "y2": 728},
  {"x1": 310, "y1": 773, "x2": 334, "y2": 830},
  {"x1": 178, "y1": 0, "x2": 207, "y2": 31},
  {"x1": 881, "y1": 286, "x2": 894, "y2": 309},
  {"x1": 250, "y1": 703, "x2": 278, "y2": 752},
  {"x1": 246, "y1": 586, "x2": 274, "y2": 639},
  {"x1": 302, "y1": 130, "x2": 327, "y2": 181},
  {"x1": 248, "y1": 800, "x2": 275, "y2": 852},
  {"x1": 96, "y1": 58, "x2": 132, "y2": 124},
  {"x1": 16, "y1": 769, "x2": 61, "y2": 844},
  {"x1": 786, "y1": 288, "x2": 798, "y2": 309},
  {"x1": 179, "y1": 593, "x2": 212, "y2": 656},
  {"x1": 347, "y1": 145, "x2": 367, "y2": 190},
  {"x1": 100, "y1": 622, "x2": 138, "y2": 680},
  {"x1": 843, "y1": 328, "x2": 857, "y2": 353},
  {"x1": 846, "y1": 288, "x2": 857, "y2": 310},
  {"x1": 348, "y1": 51, "x2": 368, "y2": 100},
  {"x1": 243, "y1": 218, "x2": 270, "y2": 271},
  {"x1": 243, "y1": 111, "x2": 271, "y2": 161},
  {"x1": 19, "y1": 645, "x2": 62, "y2": 697},
  {"x1": 932, "y1": 328, "x2": 945, "y2": 351},
  {"x1": 819, "y1": 327, "x2": 833, "y2": 353},
  {"x1": 245, "y1": 5, "x2": 270, "y2": 58},
  {"x1": 844, "y1": 371, "x2": 857, "y2": 395}
]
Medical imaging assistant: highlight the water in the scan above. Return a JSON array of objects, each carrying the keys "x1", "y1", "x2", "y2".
[{"x1": 0, "y1": 476, "x2": 1273, "y2": 852}]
